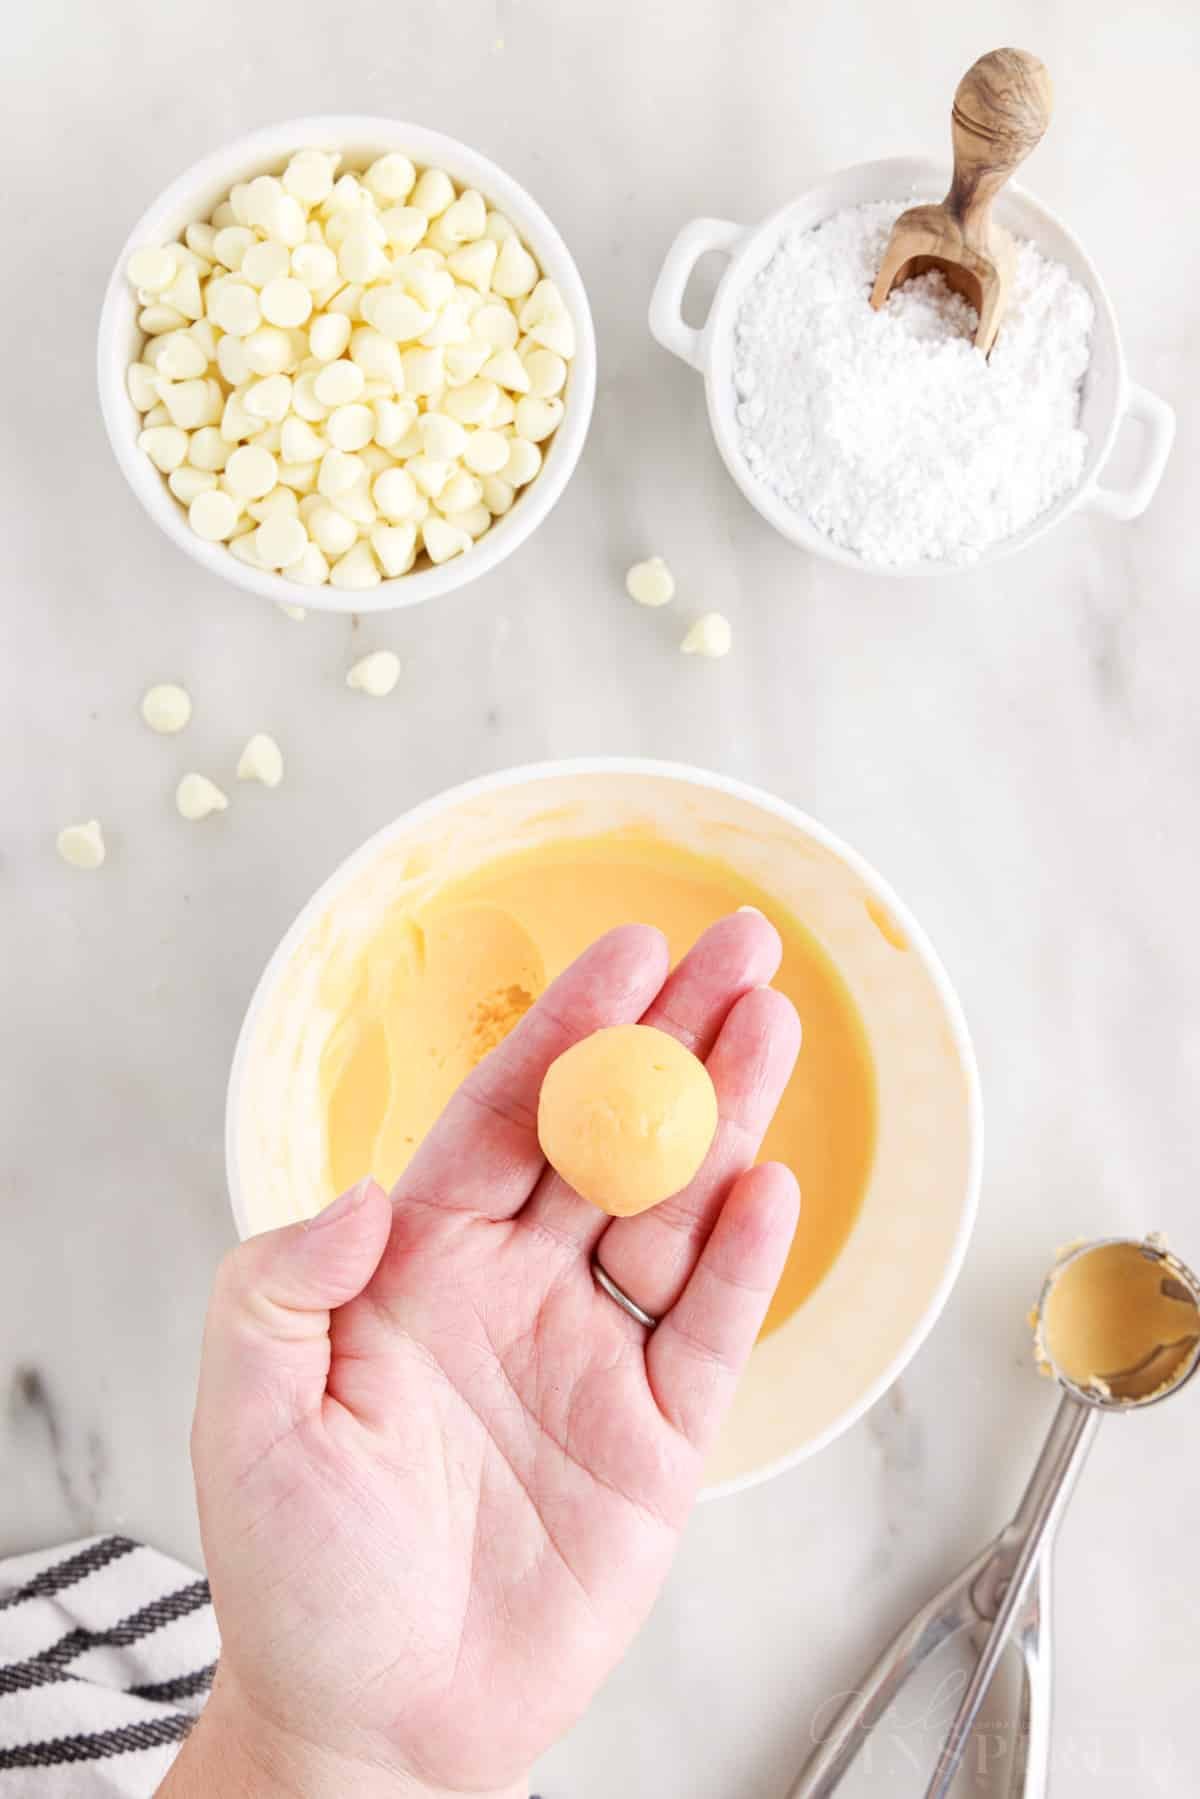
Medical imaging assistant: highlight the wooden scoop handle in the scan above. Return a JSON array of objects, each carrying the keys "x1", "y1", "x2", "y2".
[{"x1": 947, "y1": 48, "x2": 1053, "y2": 242}]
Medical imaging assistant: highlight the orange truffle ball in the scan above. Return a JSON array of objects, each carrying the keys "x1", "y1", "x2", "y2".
[{"x1": 537, "y1": 1023, "x2": 719, "y2": 1216}]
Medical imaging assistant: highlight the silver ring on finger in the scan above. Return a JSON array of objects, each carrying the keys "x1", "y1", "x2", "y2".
[{"x1": 592, "y1": 1256, "x2": 659, "y2": 1331}]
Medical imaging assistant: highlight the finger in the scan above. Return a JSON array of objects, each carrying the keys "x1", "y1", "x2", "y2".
[
  {"x1": 646, "y1": 1162, "x2": 800, "y2": 1452},
  {"x1": 594, "y1": 985, "x2": 801, "y2": 1319},
  {"x1": 639, "y1": 908, "x2": 782, "y2": 1056},
  {"x1": 394, "y1": 923, "x2": 669, "y2": 1222},
  {"x1": 521, "y1": 910, "x2": 783, "y2": 1254},
  {"x1": 193, "y1": 1178, "x2": 392, "y2": 1463}
]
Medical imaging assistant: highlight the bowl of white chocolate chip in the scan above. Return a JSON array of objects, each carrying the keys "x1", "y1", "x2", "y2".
[{"x1": 98, "y1": 118, "x2": 595, "y2": 611}]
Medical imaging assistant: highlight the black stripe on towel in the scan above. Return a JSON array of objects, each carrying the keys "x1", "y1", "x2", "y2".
[
  {"x1": 127, "y1": 1662, "x2": 217, "y2": 1704},
  {"x1": 0, "y1": 1580, "x2": 211, "y2": 1695},
  {"x1": 0, "y1": 1712, "x2": 194, "y2": 1770},
  {"x1": 0, "y1": 1538, "x2": 139, "y2": 1613}
]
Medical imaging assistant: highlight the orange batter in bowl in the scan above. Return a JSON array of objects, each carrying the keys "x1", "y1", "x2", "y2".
[{"x1": 319, "y1": 832, "x2": 877, "y2": 1338}]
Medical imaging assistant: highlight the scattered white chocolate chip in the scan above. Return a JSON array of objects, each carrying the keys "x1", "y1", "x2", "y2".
[
  {"x1": 57, "y1": 820, "x2": 106, "y2": 870},
  {"x1": 237, "y1": 733, "x2": 284, "y2": 788},
  {"x1": 141, "y1": 682, "x2": 193, "y2": 734},
  {"x1": 346, "y1": 649, "x2": 401, "y2": 697},
  {"x1": 276, "y1": 599, "x2": 308, "y2": 621},
  {"x1": 626, "y1": 556, "x2": 675, "y2": 608},
  {"x1": 125, "y1": 151, "x2": 578, "y2": 587},
  {"x1": 176, "y1": 773, "x2": 229, "y2": 820},
  {"x1": 681, "y1": 612, "x2": 733, "y2": 659}
]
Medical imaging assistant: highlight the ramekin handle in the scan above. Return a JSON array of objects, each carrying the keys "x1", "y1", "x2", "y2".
[
  {"x1": 1087, "y1": 382, "x2": 1176, "y2": 521},
  {"x1": 649, "y1": 218, "x2": 746, "y2": 371}
]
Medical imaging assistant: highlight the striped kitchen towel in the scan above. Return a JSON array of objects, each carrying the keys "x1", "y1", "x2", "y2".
[
  {"x1": 0, "y1": 1535, "x2": 217, "y2": 1794},
  {"x1": 1, "y1": 1537, "x2": 549, "y2": 1796}
]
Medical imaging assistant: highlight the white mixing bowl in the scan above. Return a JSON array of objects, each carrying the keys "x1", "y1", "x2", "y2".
[
  {"x1": 98, "y1": 117, "x2": 596, "y2": 614},
  {"x1": 650, "y1": 156, "x2": 1174, "y2": 576},
  {"x1": 226, "y1": 759, "x2": 983, "y2": 1498}
]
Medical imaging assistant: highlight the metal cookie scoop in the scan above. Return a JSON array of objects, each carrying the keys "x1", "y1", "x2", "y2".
[
  {"x1": 787, "y1": 1236, "x2": 1200, "y2": 1799},
  {"x1": 871, "y1": 48, "x2": 1054, "y2": 354}
]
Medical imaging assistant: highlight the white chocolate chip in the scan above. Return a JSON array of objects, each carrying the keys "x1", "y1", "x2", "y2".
[
  {"x1": 244, "y1": 373, "x2": 293, "y2": 422},
  {"x1": 277, "y1": 598, "x2": 309, "y2": 619},
  {"x1": 254, "y1": 512, "x2": 309, "y2": 569},
  {"x1": 514, "y1": 395, "x2": 563, "y2": 443},
  {"x1": 168, "y1": 465, "x2": 218, "y2": 504},
  {"x1": 372, "y1": 466, "x2": 421, "y2": 521},
  {"x1": 281, "y1": 415, "x2": 327, "y2": 464},
  {"x1": 626, "y1": 557, "x2": 676, "y2": 608},
  {"x1": 492, "y1": 237, "x2": 538, "y2": 300},
  {"x1": 284, "y1": 150, "x2": 337, "y2": 206},
  {"x1": 241, "y1": 240, "x2": 291, "y2": 288},
  {"x1": 141, "y1": 682, "x2": 193, "y2": 734},
  {"x1": 57, "y1": 820, "x2": 106, "y2": 870},
  {"x1": 481, "y1": 348, "x2": 530, "y2": 393},
  {"x1": 471, "y1": 303, "x2": 519, "y2": 349},
  {"x1": 419, "y1": 411, "x2": 468, "y2": 461},
  {"x1": 260, "y1": 277, "x2": 313, "y2": 328},
  {"x1": 481, "y1": 474, "x2": 515, "y2": 515},
  {"x1": 188, "y1": 426, "x2": 229, "y2": 471},
  {"x1": 437, "y1": 470, "x2": 483, "y2": 514},
  {"x1": 681, "y1": 612, "x2": 732, "y2": 659},
  {"x1": 155, "y1": 331, "x2": 208, "y2": 379},
  {"x1": 189, "y1": 489, "x2": 241, "y2": 541},
  {"x1": 329, "y1": 540, "x2": 382, "y2": 590},
  {"x1": 128, "y1": 246, "x2": 178, "y2": 292},
  {"x1": 127, "y1": 363, "x2": 161, "y2": 410},
  {"x1": 371, "y1": 522, "x2": 418, "y2": 577},
  {"x1": 326, "y1": 402, "x2": 375, "y2": 451},
  {"x1": 309, "y1": 503, "x2": 358, "y2": 556},
  {"x1": 309, "y1": 311, "x2": 352, "y2": 363},
  {"x1": 224, "y1": 444, "x2": 278, "y2": 500},
  {"x1": 422, "y1": 514, "x2": 471, "y2": 563},
  {"x1": 237, "y1": 732, "x2": 284, "y2": 787},
  {"x1": 524, "y1": 347, "x2": 567, "y2": 398},
  {"x1": 346, "y1": 649, "x2": 401, "y2": 696},
  {"x1": 213, "y1": 226, "x2": 255, "y2": 270},
  {"x1": 209, "y1": 282, "x2": 261, "y2": 337},
  {"x1": 365, "y1": 153, "x2": 416, "y2": 202},
  {"x1": 243, "y1": 326, "x2": 294, "y2": 376},
  {"x1": 313, "y1": 359, "x2": 365, "y2": 406},
  {"x1": 292, "y1": 241, "x2": 338, "y2": 290},
  {"x1": 447, "y1": 238, "x2": 498, "y2": 293},
  {"x1": 504, "y1": 438, "x2": 542, "y2": 486},
  {"x1": 318, "y1": 447, "x2": 363, "y2": 497},
  {"x1": 463, "y1": 430, "x2": 510, "y2": 475},
  {"x1": 138, "y1": 425, "x2": 189, "y2": 473},
  {"x1": 176, "y1": 773, "x2": 229, "y2": 820},
  {"x1": 411, "y1": 167, "x2": 455, "y2": 218}
]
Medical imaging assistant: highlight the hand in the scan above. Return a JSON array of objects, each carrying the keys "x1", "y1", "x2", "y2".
[{"x1": 165, "y1": 915, "x2": 801, "y2": 1799}]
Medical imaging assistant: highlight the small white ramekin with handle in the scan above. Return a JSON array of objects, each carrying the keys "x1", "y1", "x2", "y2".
[
  {"x1": 98, "y1": 116, "x2": 597, "y2": 614},
  {"x1": 650, "y1": 157, "x2": 1175, "y2": 575}
]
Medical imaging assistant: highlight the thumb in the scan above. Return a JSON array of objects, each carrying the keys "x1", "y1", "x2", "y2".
[{"x1": 194, "y1": 1178, "x2": 392, "y2": 1464}]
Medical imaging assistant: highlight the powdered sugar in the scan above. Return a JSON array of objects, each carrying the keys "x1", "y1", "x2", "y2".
[{"x1": 733, "y1": 201, "x2": 1094, "y2": 565}]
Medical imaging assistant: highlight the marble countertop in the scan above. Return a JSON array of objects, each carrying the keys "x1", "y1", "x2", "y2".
[{"x1": 4, "y1": 1, "x2": 1198, "y2": 1792}]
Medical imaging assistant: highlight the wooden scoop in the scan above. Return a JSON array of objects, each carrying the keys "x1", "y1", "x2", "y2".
[{"x1": 871, "y1": 48, "x2": 1054, "y2": 354}]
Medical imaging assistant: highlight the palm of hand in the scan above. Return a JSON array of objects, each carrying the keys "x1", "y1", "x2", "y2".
[{"x1": 196, "y1": 919, "x2": 800, "y2": 1795}]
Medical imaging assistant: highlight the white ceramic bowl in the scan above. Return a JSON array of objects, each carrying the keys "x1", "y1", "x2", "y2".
[
  {"x1": 98, "y1": 117, "x2": 597, "y2": 614},
  {"x1": 650, "y1": 156, "x2": 1175, "y2": 577},
  {"x1": 226, "y1": 759, "x2": 983, "y2": 1498}
]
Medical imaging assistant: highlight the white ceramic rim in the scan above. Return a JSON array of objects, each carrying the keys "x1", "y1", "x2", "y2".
[
  {"x1": 661, "y1": 156, "x2": 1130, "y2": 578},
  {"x1": 97, "y1": 116, "x2": 598, "y2": 614},
  {"x1": 224, "y1": 756, "x2": 985, "y2": 1497}
]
